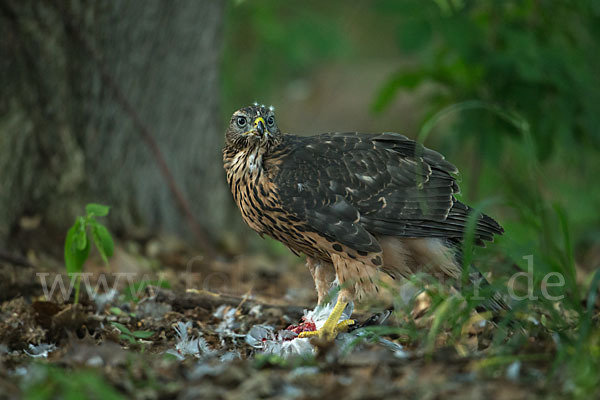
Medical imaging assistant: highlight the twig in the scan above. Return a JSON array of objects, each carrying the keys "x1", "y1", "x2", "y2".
[
  {"x1": 234, "y1": 288, "x2": 253, "y2": 313},
  {"x1": 50, "y1": 1, "x2": 217, "y2": 259},
  {"x1": 151, "y1": 287, "x2": 308, "y2": 319}
]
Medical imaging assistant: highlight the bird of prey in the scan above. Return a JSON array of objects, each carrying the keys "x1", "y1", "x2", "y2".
[{"x1": 223, "y1": 104, "x2": 504, "y2": 340}]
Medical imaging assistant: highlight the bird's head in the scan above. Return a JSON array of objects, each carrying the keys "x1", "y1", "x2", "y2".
[{"x1": 225, "y1": 104, "x2": 281, "y2": 149}]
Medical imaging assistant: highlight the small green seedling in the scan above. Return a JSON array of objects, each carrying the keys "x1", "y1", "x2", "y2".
[
  {"x1": 64, "y1": 203, "x2": 115, "y2": 304},
  {"x1": 111, "y1": 322, "x2": 154, "y2": 345}
]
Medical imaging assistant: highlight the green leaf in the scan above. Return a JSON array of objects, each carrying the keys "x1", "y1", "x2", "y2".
[
  {"x1": 91, "y1": 222, "x2": 114, "y2": 264},
  {"x1": 554, "y1": 204, "x2": 576, "y2": 286},
  {"x1": 578, "y1": 268, "x2": 600, "y2": 349},
  {"x1": 109, "y1": 307, "x2": 122, "y2": 316},
  {"x1": 132, "y1": 330, "x2": 154, "y2": 339},
  {"x1": 396, "y1": 17, "x2": 432, "y2": 53},
  {"x1": 425, "y1": 294, "x2": 461, "y2": 356},
  {"x1": 372, "y1": 69, "x2": 428, "y2": 112},
  {"x1": 119, "y1": 334, "x2": 136, "y2": 344},
  {"x1": 111, "y1": 322, "x2": 133, "y2": 336},
  {"x1": 65, "y1": 224, "x2": 90, "y2": 274},
  {"x1": 86, "y1": 203, "x2": 110, "y2": 217},
  {"x1": 75, "y1": 217, "x2": 87, "y2": 250}
]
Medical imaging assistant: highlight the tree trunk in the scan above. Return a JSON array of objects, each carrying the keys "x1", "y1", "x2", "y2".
[{"x1": 0, "y1": 0, "x2": 229, "y2": 253}]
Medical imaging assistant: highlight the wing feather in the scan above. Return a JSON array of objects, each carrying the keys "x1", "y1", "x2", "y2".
[{"x1": 274, "y1": 132, "x2": 503, "y2": 253}]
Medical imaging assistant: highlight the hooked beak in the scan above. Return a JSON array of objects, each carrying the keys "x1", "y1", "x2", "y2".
[{"x1": 254, "y1": 117, "x2": 266, "y2": 137}]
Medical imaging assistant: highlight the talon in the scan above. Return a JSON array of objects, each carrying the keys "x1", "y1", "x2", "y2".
[
  {"x1": 297, "y1": 297, "x2": 354, "y2": 340},
  {"x1": 298, "y1": 319, "x2": 355, "y2": 339},
  {"x1": 337, "y1": 319, "x2": 356, "y2": 331},
  {"x1": 298, "y1": 330, "x2": 319, "y2": 339}
]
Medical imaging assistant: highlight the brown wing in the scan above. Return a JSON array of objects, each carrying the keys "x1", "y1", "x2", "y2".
[{"x1": 273, "y1": 132, "x2": 503, "y2": 253}]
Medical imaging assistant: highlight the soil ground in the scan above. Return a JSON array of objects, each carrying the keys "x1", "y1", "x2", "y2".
[{"x1": 0, "y1": 236, "x2": 574, "y2": 399}]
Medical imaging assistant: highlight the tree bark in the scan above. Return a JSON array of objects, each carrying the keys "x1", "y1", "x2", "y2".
[{"x1": 0, "y1": 0, "x2": 229, "y2": 252}]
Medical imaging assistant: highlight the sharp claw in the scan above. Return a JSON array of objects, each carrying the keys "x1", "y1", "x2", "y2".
[
  {"x1": 297, "y1": 299, "x2": 353, "y2": 341},
  {"x1": 337, "y1": 319, "x2": 356, "y2": 331},
  {"x1": 298, "y1": 330, "x2": 319, "y2": 339},
  {"x1": 297, "y1": 319, "x2": 356, "y2": 340}
]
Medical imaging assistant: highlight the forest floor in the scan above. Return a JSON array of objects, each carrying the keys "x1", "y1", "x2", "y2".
[{"x1": 0, "y1": 235, "x2": 587, "y2": 399}]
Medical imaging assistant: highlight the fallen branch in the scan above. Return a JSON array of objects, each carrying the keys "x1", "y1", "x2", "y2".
[{"x1": 149, "y1": 287, "x2": 307, "y2": 319}]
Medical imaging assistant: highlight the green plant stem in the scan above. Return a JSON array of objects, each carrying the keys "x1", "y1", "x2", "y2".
[{"x1": 74, "y1": 274, "x2": 81, "y2": 305}]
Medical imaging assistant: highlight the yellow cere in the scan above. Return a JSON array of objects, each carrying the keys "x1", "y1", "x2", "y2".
[{"x1": 254, "y1": 117, "x2": 265, "y2": 128}]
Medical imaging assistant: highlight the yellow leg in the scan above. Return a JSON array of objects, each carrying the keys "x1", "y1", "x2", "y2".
[{"x1": 298, "y1": 297, "x2": 355, "y2": 340}]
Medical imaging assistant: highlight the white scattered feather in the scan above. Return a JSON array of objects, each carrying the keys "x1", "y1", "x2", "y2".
[
  {"x1": 506, "y1": 360, "x2": 522, "y2": 381},
  {"x1": 289, "y1": 366, "x2": 320, "y2": 378},
  {"x1": 91, "y1": 288, "x2": 118, "y2": 312},
  {"x1": 248, "y1": 304, "x2": 262, "y2": 317},
  {"x1": 220, "y1": 351, "x2": 241, "y2": 362},
  {"x1": 246, "y1": 325, "x2": 314, "y2": 357},
  {"x1": 24, "y1": 343, "x2": 56, "y2": 358},
  {"x1": 167, "y1": 321, "x2": 241, "y2": 362},
  {"x1": 304, "y1": 300, "x2": 353, "y2": 330},
  {"x1": 166, "y1": 321, "x2": 215, "y2": 360},
  {"x1": 245, "y1": 295, "x2": 352, "y2": 356},
  {"x1": 245, "y1": 287, "x2": 409, "y2": 358},
  {"x1": 11, "y1": 367, "x2": 28, "y2": 377},
  {"x1": 86, "y1": 355, "x2": 104, "y2": 367},
  {"x1": 213, "y1": 304, "x2": 246, "y2": 340}
]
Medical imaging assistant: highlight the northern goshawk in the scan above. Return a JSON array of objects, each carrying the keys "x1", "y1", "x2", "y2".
[{"x1": 223, "y1": 104, "x2": 504, "y2": 339}]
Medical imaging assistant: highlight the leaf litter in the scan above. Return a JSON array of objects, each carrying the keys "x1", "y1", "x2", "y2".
[{"x1": 0, "y1": 235, "x2": 591, "y2": 399}]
